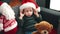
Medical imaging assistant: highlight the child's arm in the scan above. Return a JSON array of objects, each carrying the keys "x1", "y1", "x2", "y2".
[
  {"x1": 16, "y1": 11, "x2": 24, "y2": 28},
  {"x1": 33, "y1": 9, "x2": 42, "y2": 22},
  {"x1": 35, "y1": 14, "x2": 42, "y2": 23},
  {"x1": 16, "y1": 17, "x2": 24, "y2": 28}
]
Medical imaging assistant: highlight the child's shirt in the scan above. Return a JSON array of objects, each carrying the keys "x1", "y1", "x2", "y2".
[{"x1": 17, "y1": 14, "x2": 42, "y2": 31}]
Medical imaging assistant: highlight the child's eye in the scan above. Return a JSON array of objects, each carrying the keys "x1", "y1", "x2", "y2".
[{"x1": 30, "y1": 9, "x2": 33, "y2": 11}]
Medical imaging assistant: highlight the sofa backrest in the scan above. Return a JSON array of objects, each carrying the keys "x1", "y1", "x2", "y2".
[
  {"x1": 12, "y1": 6, "x2": 20, "y2": 18},
  {"x1": 40, "y1": 7, "x2": 60, "y2": 30}
]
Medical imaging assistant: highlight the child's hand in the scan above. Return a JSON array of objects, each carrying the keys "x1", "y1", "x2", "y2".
[
  {"x1": 19, "y1": 10, "x2": 24, "y2": 19},
  {"x1": 33, "y1": 9, "x2": 39, "y2": 17}
]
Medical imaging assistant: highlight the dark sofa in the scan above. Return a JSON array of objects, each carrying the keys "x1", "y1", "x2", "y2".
[
  {"x1": 0, "y1": 6, "x2": 60, "y2": 34},
  {"x1": 40, "y1": 7, "x2": 60, "y2": 29}
]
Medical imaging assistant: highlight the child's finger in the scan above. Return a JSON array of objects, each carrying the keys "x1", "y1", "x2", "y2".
[
  {"x1": 20, "y1": 10, "x2": 23, "y2": 14},
  {"x1": 33, "y1": 8, "x2": 37, "y2": 13}
]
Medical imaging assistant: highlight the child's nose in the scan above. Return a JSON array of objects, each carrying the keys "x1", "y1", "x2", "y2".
[{"x1": 28, "y1": 11, "x2": 31, "y2": 13}]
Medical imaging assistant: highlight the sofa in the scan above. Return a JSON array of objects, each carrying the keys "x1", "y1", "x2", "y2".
[{"x1": 0, "y1": 6, "x2": 60, "y2": 34}]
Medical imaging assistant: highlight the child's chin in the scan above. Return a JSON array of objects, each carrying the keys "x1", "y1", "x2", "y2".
[
  {"x1": 27, "y1": 15, "x2": 32, "y2": 17},
  {"x1": 28, "y1": 16, "x2": 31, "y2": 17}
]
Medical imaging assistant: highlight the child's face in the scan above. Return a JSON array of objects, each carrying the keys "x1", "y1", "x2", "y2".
[{"x1": 23, "y1": 7, "x2": 33, "y2": 17}]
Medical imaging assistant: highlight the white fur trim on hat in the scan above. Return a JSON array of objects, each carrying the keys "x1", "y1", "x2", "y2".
[
  {"x1": 0, "y1": 2, "x2": 15, "y2": 20},
  {"x1": 20, "y1": 2, "x2": 36, "y2": 10},
  {"x1": 4, "y1": 21, "x2": 17, "y2": 32},
  {"x1": 0, "y1": 23, "x2": 3, "y2": 31},
  {"x1": 37, "y1": 7, "x2": 41, "y2": 12}
]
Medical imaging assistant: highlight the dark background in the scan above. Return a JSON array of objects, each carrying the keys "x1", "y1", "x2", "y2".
[
  {"x1": 1, "y1": 0, "x2": 50, "y2": 8},
  {"x1": 36, "y1": 0, "x2": 50, "y2": 8}
]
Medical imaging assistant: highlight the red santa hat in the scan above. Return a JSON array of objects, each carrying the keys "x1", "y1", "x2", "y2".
[
  {"x1": 0, "y1": 1, "x2": 15, "y2": 20},
  {"x1": 20, "y1": 0, "x2": 41, "y2": 12}
]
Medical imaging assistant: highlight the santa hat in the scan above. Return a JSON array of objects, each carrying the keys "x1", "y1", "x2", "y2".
[
  {"x1": 20, "y1": 0, "x2": 41, "y2": 12},
  {"x1": 0, "y1": 1, "x2": 15, "y2": 20},
  {"x1": 0, "y1": 1, "x2": 17, "y2": 32}
]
